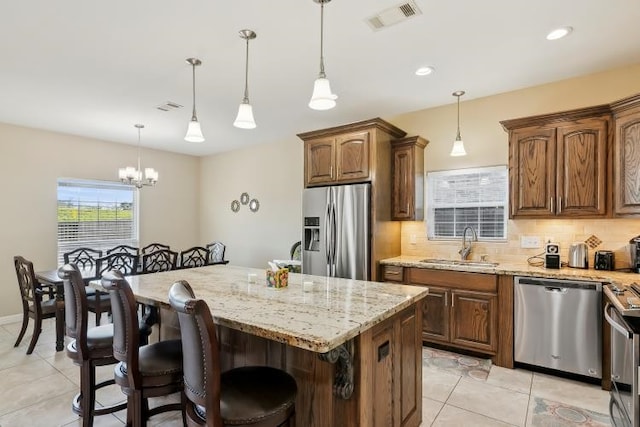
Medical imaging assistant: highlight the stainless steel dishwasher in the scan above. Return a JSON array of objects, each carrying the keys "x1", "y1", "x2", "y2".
[{"x1": 514, "y1": 276, "x2": 602, "y2": 378}]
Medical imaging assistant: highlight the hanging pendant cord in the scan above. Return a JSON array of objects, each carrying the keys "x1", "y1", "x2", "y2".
[
  {"x1": 456, "y1": 96, "x2": 462, "y2": 140},
  {"x1": 137, "y1": 126, "x2": 142, "y2": 173},
  {"x1": 243, "y1": 37, "x2": 250, "y2": 102},
  {"x1": 319, "y1": 1, "x2": 326, "y2": 78},
  {"x1": 191, "y1": 63, "x2": 198, "y2": 121}
]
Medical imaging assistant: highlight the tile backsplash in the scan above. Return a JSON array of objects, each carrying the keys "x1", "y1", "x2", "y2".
[{"x1": 400, "y1": 219, "x2": 640, "y2": 269}]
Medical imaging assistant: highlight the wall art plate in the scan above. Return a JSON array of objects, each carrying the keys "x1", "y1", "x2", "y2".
[
  {"x1": 249, "y1": 199, "x2": 260, "y2": 212},
  {"x1": 240, "y1": 192, "x2": 250, "y2": 205},
  {"x1": 231, "y1": 200, "x2": 240, "y2": 213}
]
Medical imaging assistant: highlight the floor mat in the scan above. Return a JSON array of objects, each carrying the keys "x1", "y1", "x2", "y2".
[{"x1": 423, "y1": 347, "x2": 492, "y2": 381}]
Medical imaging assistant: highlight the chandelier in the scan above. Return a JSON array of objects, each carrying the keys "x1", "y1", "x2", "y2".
[{"x1": 118, "y1": 124, "x2": 158, "y2": 188}]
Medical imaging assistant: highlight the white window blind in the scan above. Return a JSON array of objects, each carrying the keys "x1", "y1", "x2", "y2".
[
  {"x1": 426, "y1": 166, "x2": 508, "y2": 240},
  {"x1": 57, "y1": 179, "x2": 139, "y2": 265}
]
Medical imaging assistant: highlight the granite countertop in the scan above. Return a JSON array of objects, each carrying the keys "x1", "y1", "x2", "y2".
[
  {"x1": 92, "y1": 265, "x2": 428, "y2": 354},
  {"x1": 381, "y1": 255, "x2": 640, "y2": 288}
]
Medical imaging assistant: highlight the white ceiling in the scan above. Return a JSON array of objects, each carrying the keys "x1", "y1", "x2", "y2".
[{"x1": 1, "y1": 1, "x2": 639, "y2": 156}]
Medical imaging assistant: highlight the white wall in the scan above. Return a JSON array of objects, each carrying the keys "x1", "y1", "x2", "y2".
[
  {"x1": 0, "y1": 123, "x2": 200, "y2": 317},
  {"x1": 199, "y1": 138, "x2": 303, "y2": 269}
]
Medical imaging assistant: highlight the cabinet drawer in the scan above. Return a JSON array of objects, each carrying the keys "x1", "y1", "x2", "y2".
[
  {"x1": 406, "y1": 268, "x2": 497, "y2": 292},
  {"x1": 382, "y1": 265, "x2": 404, "y2": 282}
]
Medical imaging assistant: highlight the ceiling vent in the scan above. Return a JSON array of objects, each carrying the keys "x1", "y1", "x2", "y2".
[
  {"x1": 366, "y1": 1, "x2": 422, "y2": 31},
  {"x1": 156, "y1": 101, "x2": 183, "y2": 112}
]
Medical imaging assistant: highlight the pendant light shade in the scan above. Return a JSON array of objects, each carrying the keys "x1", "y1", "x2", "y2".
[
  {"x1": 234, "y1": 29, "x2": 257, "y2": 129},
  {"x1": 450, "y1": 90, "x2": 467, "y2": 157},
  {"x1": 185, "y1": 58, "x2": 205, "y2": 143},
  {"x1": 309, "y1": 0, "x2": 337, "y2": 110}
]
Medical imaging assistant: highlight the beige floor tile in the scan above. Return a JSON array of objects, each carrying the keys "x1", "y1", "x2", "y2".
[
  {"x1": 0, "y1": 344, "x2": 43, "y2": 371},
  {"x1": 0, "y1": 371, "x2": 77, "y2": 416},
  {"x1": 0, "y1": 359, "x2": 59, "y2": 390},
  {"x1": 0, "y1": 390, "x2": 80, "y2": 427},
  {"x1": 422, "y1": 366, "x2": 461, "y2": 403},
  {"x1": 432, "y1": 404, "x2": 519, "y2": 427},
  {"x1": 530, "y1": 372, "x2": 609, "y2": 414},
  {"x1": 422, "y1": 397, "x2": 445, "y2": 426},
  {"x1": 61, "y1": 412, "x2": 125, "y2": 427},
  {"x1": 486, "y1": 366, "x2": 533, "y2": 394},
  {"x1": 447, "y1": 377, "x2": 529, "y2": 426},
  {"x1": 151, "y1": 412, "x2": 184, "y2": 426}
]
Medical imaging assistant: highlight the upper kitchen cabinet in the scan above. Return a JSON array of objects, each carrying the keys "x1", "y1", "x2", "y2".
[
  {"x1": 611, "y1": 93, "x2": 640, "y2": 216},
  {"x1": 501, "y1": 106, "x2": 611, "y2": 218},
  {"x1": 391, "y1": 136, "x2": 428, "y2": 221},
  {"x1": 298, "y1": 118, "x2": 406, "y2": 188}
]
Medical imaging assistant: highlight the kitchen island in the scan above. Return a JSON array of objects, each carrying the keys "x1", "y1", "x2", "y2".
[{"x1": 96, "y1": 265, "x2": 428, "y2": 427}]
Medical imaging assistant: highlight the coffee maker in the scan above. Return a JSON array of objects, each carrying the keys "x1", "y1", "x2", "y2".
[{"x1": 630, "y1": 236, "x2": 640, "y2": 273}]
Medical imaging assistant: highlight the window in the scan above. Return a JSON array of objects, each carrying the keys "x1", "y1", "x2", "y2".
[
  {"x1": 426, "y1": 166, "x2": 508, "y2": 240},
  {"x1": 57, "y1": 179, "x2": 138, "y2": 265}
]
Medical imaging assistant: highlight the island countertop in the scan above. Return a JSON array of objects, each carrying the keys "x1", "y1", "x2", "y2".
[{"x1": 93, "y1": 265, "x2": 428, "y2": 353}]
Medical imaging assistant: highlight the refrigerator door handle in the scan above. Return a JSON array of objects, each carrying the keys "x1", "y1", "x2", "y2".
[
  {"x1": 330, "y1": 200, "x2": 337, "y2": 277},
  {"x1": 325, "y1": 196, "x2": 332, "y2": 276}
]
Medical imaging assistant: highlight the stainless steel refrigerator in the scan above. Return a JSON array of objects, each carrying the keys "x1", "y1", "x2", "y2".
[{"x1": 302, "y1": 183, "x2": 370, "y2": 280}]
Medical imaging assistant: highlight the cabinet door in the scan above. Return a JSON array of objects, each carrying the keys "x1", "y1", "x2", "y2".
[
  {"x1": 306, "y1": 138, "x2": 335, "y2": 185},
  {"x1": 392, "y1": 144, "x2": 413, "y2": 220},
  {"x1": 450, "y1": 290, "x2": 497, "y2": 353},
  {"x1": 556, "y1": 118, "x2": 608, "y2": 216},
  {"x1": 336, "y1": 131, "x2": 370, "y2": 182},
  {"x1": 614, "y1": 107, "x2": 640, "y2": 216},
  {"x1": 421, "y1": 286, "x2": 449, "y2": 343},
  {"x1": 509, "y1": 127, "x2": 556, "y2": 217},
  {"x1": 371, "y1": 322, "x2": 394, "y2": 427}
]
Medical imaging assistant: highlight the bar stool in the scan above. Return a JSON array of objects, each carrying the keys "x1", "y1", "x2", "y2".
[
  {"x1": 169, "y1": 280, "x2": 297, "y2": 427},
  {"x1": 58, "y1": 264, "x2": 126, "y2": 427}
]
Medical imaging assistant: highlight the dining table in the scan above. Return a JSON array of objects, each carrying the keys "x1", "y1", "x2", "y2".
[
  {"x1": 36, "y1": 268, "x2": 96, "y2": 352},
  {"x1": 89, "y1": 264, "x2": 429, "y2": 427}
]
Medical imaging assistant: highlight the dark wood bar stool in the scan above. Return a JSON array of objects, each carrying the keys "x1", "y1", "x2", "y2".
[
  {"x1": 13, "y1": 256, "x2": 59, "y2": 355},
  {"x1": 101, "y1": 270, "x2": 184, "y2": 427},
  {"x1": 169, "y1": 280, "x2": 297, "y2": 427},
  {"x1": 58, "y1": 264, "x2": 126, "y2": 426}
]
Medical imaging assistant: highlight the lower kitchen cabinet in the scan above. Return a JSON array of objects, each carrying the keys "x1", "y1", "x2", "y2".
[
  {"x1": 449, "y1": 289, "x2": 497, "y2": 352},
  {"x1": 421, "y1": 286, "x2": 449, "y2": 342}
]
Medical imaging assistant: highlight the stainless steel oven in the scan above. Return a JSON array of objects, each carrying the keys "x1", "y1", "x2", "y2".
[{"x1": 605, "y1": 301, "x2": 640, "y2": 427}]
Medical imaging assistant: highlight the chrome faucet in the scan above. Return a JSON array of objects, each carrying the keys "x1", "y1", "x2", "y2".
[{"x1": 459, "y1": 226, "x2": 478, "y2": 260}]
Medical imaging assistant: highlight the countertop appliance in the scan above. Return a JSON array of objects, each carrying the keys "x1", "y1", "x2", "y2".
[
  {"x1": 514, "y1": 276, "x2": 602, "y2": 379},
  {"x1": 631, "y1": 236, "x2": 640, "y2": 273},
  {"x1": 544, "y1": 242, "x2": 561, "y2": 269},
  {"x1": 302, "y1": 183, "x2": 370, "y2": 280},
  {"x1": 595, "y1": 250, "x2": 615, "y2": 271},
  {"x1": 604, "y1": 300, "x2": 640, "y2": 426},
  {"x1": 568, "y1": 242, "x2": 589, "y2": 269}
]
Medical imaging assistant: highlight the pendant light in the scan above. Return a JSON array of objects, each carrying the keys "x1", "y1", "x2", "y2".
[
  {"x1": 309, "y1": 0, "x2": 337, "y2": 110},
  {"x1": 118, "y1": 124, "x2": 158, "y2": 188},
  {"x1": 184, "y1": 58, "x2": 205, "y2": 142},
  {"x1": 450, "y1": 90, "x2": 467, "y2": 157},
  {"x1": 233, "y1": 29, "x2": 257, "y2": 129}
]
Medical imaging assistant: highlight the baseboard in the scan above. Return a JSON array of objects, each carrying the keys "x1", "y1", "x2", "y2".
[{"x1": 0, "y1": 314, "x2": 22, "y2": 325}]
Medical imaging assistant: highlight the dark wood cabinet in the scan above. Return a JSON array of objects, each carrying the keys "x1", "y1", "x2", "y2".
[
  {"x1": 382, "y1": 265, "x2": 404, "y2": 283},
  {"x1": 391, "y1": 136, "x2": 428, "y2": 221},
  {"x1": 404, "y1": 268, "x2": 498, "y2": 354},
  {"x1": 612, "y1": 93, "x2": 640, "y2": 216},
  {"x1": 305, "y1": 137, "x2": 335, "y2": 185},
  {"x1": 305, "y1": 131, "x2": 371, "y2": 185},
  {"x1": 503, "y1": 111, "x2": 610, "y2": 218}
]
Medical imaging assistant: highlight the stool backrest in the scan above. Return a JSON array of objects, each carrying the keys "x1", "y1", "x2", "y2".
[
  {"x1": 58, "y1": 263, "x2": 89, "y2": 356},
  {"x1": 169, "y1": 280, "x2": 222, "y2": 425},
  {"x1": 101, "y1": 271, "x2": 141, "y2": 387}
]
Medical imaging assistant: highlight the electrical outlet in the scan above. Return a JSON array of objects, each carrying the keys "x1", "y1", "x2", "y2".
[
  {"x1": 520, "y1": 236, "x2": 542, "y2": 249},
  {"x1": 409, "y1": 234, "x2": 417, "y2": 245}
]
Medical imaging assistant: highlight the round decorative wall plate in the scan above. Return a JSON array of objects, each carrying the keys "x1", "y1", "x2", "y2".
[
  {"x1": 240, "y1": 192, "x2": 250, "y2": 205},
  {"x1": 249, "y1": 199, "x2": 260, "y2": 212},
  {"x1": 231, "y1": 200, "x2": 240, "y2": 213}
]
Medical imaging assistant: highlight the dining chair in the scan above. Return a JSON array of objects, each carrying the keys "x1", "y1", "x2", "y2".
[
  {"x1": 178, "y1": 246, "x2": 210, "y2": 269},
  {"x1": 93, "y1": 252, "x2": 139, "y2": 325},
  {"x1": 101, "y1": 270, "x2": 185, "y2": 427},
  {"x1": 206, "y1": 241, "x2": 229, "y2": 265},
  {"x1": 13, "y1": 256, "x2": 60, "y2": 355},
  {"x1": 141, "y1": 243, "x2": 171, "y2": 255},
  {"x1": 169, "y1": 280, "x2": 297, "y2": 427},
  {"x1": 58, "y1": 264, "x2": 126, "y2": 427},
  {"x1": 141, "y1": 249, "x2": 178, "y2": 273},
  {"x1": 63, "y1": 247, "x2": 103, "y2": 274},
  {"x1": 106, "y1": 244, "x2": 139, "y2": 257}
]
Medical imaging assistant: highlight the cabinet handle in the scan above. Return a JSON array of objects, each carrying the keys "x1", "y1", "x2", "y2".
[
  {"x1": 558, "y1": 197, "x2": 562, "y2": 214},
  {"x1": 444, "y1": 293, "x2": 447, "y2": 307},
  {"x1": 451, "y1": 294, "x2": 454, "y2": 308},
  {"x1": 386, "y1": 270, "x2": 400, "y2": 275},
  {"x1": 330, "y1": 165, "x2": 333, "y2": 178},
  {"x1": 550, "y1": 197, "x2": 554, "y2": 213}
]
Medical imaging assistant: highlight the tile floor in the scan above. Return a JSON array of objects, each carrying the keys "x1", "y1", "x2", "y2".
[{"x1": 0, "y1": 318, "x2": 612, "y2": 426}]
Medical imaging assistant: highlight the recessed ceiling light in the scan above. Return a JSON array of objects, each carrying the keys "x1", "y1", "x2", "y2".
[
  {"x1": 546, "y1": 26, "x2": 573, "y2": 40},
  {"x1": 415, "y1": 66, "x2": 435, "y2": 76}
]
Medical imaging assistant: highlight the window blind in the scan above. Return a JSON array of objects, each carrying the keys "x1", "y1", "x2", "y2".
[
  {"x1": 427, "y1": 166, "x2": 508, "y2": 240},
  {"x1": 57, "y1": 179, "x2": 139, "y2": 265}
]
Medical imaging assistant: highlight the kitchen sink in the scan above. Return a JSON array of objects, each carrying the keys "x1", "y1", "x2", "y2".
[{"x1": 419, "y1": 258, "x2": 499, "y2": 267}]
